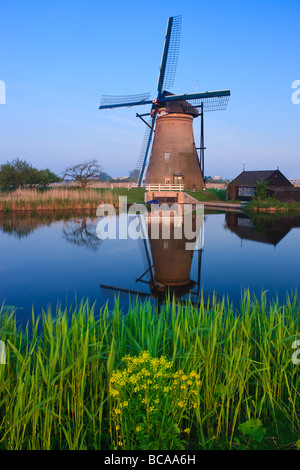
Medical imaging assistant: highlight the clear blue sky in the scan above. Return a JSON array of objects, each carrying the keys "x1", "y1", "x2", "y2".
[{"x1": 0, "y1": 0, "x2": 299, "y2": 179}]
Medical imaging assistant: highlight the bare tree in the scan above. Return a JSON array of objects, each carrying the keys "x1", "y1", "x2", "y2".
[{"x1": 63, "y1": 159, "x2": 102, "y2": 190}]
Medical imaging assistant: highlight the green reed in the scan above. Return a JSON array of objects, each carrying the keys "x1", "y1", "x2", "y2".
[{"x1": 0, "y1": 291, "x2": 299, "y2": 450}]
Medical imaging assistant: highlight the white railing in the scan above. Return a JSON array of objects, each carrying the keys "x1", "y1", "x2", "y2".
[{"x1": 145, "y1": 184, "x2": 184, "y2": 192}]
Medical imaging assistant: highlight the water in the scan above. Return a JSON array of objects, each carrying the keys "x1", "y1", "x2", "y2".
[{"x1": 0, "y1": 209, "x2": 299, "y2": 324}]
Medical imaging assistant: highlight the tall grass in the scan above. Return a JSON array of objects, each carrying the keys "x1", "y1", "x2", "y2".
[
  {"x1": 0, "y1": 187, "x2": 146, "y2": 212},
  {"x1": 0, "y1": 291, "x2": 299, "y2": 450},
  {"x1": 0, "y1": 188, "x2": 116, "y2": 212}
]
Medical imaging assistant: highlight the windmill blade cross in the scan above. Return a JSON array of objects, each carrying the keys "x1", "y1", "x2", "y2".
[{"x1": 98, "y1": 15, "x2": 231, "y2": 188}]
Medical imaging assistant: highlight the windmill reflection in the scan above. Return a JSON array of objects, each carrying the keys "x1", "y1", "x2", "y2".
[{"x1": 101, "y1": 206, "x2": 207, "y2": 307}]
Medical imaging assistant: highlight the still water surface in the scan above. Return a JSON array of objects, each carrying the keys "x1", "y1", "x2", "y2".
[{"x1": 0, "y1": 209, "x2": 299, "y2": 324}]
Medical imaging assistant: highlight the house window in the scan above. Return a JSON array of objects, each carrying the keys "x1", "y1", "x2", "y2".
[
  {"x1": 164, "y1": 152, "x2": 170, "y2": 161},
  {"x1": 238, "y1": 187, "x2": 255, "y2": 197},
  {"x1": 237, "y1": 217, "x2": 254, "y2": 228}
]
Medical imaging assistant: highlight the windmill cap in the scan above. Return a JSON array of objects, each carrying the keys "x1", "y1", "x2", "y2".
[{"x1": 160, "y1": 91, "x2": 199, "y2": 117}]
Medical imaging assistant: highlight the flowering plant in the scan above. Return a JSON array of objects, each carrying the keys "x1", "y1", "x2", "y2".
[{"x1": 109, "y1": 351, "x2": 201, "y2": 450}]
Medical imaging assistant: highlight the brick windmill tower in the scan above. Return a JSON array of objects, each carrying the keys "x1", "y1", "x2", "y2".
[
  {"x1": 99, "y1": 16, "x2": 230, "y2": 189},
  {"x1": 145, "y1": 93, "x2": 203, "y2": 189}
]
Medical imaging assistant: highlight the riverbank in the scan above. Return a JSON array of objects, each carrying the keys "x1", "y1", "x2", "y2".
[
  {"x1": 0, "y1": 187, "x2": 242, "y2": 213},
  {"x1": 2, "y1": 188, "x2": 300, "y2": 214},
  {"x1": 0, "y1": 292, "x2": 299, "y2": 450},
  {"x1": 0, "y1": 187, "x2": 146, "y2": 212},
  {"x1": 245, "y1": 200, "x2": 300, "y2": 213}
]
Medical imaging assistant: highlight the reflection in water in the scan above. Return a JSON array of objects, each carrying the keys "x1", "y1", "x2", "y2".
[
  {"x1": 225, "y1": 212, "x2": 300, "y2": 246},
  {"x1": 0, "y1": 208, "x2": 207, "y2": 309},
  {"x1": 0, "y1": 210, "x2": 102, "y2": 251},
  {"x1": 101, "y1": 210, "x2": 206, "y2": 307},
  {"x1": 62, "y1": 217, "x2": 101, "y2": 251},
  {"x1": 1, "y1": 209, "x2": 299, "y2": 321},
  {"x1": 0, "y1": 210, "x2": 96, "y2": 239}
]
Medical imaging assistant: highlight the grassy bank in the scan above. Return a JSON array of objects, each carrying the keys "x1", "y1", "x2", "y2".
[
  {"x1": 186, "y1": 188, "x2": 227, "y2": 202},
  {"x1": 0, "y1": 292, "x2": 300, "y2": 450},
  {"x1": 245, "y1": 200, "x2": 300, "y2": 213},
  {"x1": 0, "y1": 188, "x2": 146, "y2": 212}
]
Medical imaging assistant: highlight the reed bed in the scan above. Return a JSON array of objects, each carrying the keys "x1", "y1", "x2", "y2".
[
  {"x1": 0, "y1": 291, "x2": 300, "y2": 450},
  {"x1": 0, "y1": 188, "x2": 117, "y2": 212}
]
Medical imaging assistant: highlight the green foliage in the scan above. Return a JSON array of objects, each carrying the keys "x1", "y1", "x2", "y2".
[
  {"x1": 0, "y1": 291, "x2": 300, "y2": 450},
  {"x1": 0, "y1": 158, "x2": 61, "y2": 190},
  {"x1": 253, "y1": 180, "x2": 269, "y2": 201},
  {"x1": 253, "y1": 179, "x2": 277, "y2": 203},
  {"x1": 245, "y1": 199, "x2": 300, "y2": 213},
  {"x1": 0, "y1": 158, "x2": 35, "y2": 189},
  {"x1": 36, "y1": 168, "x2": 62, "y2": 187},
  {"x1": 245, "y1": 179, "x2": 300, "y2": 212},
  {"x1": 238, "y1": 419, "x2": 266, "y2": 442}
]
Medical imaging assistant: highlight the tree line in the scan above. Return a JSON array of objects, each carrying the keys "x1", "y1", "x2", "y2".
[
  {"x1": 0, "y1": 158, "x2": 61, "y2": 190},
  {"x1": 0, "y1": 158, "x2": 105, "y2": 191}
]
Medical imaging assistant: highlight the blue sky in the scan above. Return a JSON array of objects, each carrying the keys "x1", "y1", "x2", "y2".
[{"x1": 0, "y1": 0, "x2": 299, "y2": 179}]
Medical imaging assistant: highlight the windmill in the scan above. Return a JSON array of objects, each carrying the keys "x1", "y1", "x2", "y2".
[{"x1": 99, "y1": 15, "x2": 230, "y2": 188}]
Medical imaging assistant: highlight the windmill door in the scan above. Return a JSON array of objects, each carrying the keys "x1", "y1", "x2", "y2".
[{"x1": 173, "y1": 173, "x2": 183, "y2": 185}]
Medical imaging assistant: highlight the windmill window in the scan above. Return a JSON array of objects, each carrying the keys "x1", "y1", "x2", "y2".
[{"x1": 164, "y1": 152, "x2": 170, "y2": 161}]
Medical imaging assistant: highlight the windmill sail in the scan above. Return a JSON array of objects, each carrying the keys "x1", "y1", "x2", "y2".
[
  {"x1": 159, "y1": 89, "x2": 231, "y2": 103},
  {"x1": 137, "y1": 111, "x2": 157, "y2": 186},
  {"x1": 136, "y1": 15, "x2": 182, "y2": 184},
  {"x1": 130, "y1": 119, "x2": 152, "y2": 183},
  {"x1": 157, "y1": 15, "x2": 182, "y2": 94},
  {"x1": 163, "y1": 94, "x2": 230, "y2": 113},
  {"x1": 99, "y1": 93, "x2": 151, "y2": 110}
]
